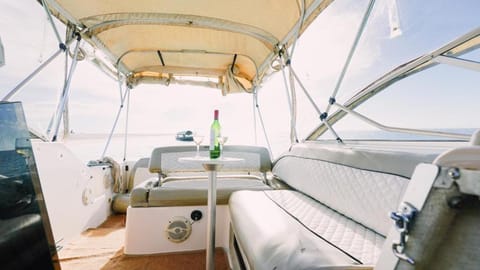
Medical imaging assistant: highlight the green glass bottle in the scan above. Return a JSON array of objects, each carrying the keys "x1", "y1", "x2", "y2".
[{"x1": 209, "y1": 110, "x2": 221, "y2": 159}]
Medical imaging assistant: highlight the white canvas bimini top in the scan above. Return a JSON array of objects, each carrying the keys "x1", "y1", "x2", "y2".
[{"x1": 42, "y1": 0, "x2": 334, "y2": 94}]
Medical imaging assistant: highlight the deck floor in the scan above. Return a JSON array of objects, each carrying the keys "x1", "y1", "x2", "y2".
[{"x1": 58, "y1": 214, "x2": 230, "y2": 270}]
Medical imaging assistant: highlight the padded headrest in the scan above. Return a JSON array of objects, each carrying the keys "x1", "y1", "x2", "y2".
[
  {"x1": 149, "y1": 145, "x2": 272, "y2": 174},
  {"x1": 433, "y1": 130, "x2": 480, "y2": 170}
]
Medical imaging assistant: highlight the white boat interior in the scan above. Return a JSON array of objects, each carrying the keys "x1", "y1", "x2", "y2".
[{"x1": 1, "y1": 1, "x2": 479, "y2": 270}]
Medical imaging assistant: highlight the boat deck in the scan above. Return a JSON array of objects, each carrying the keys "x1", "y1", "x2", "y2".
[{"x1": 58, "y1": 214, "x2": 229, "y2": 270}]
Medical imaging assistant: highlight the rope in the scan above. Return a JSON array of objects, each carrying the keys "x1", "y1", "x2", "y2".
[{"x1": 102, "y1": 156, "x2": 123, "y2": 193}]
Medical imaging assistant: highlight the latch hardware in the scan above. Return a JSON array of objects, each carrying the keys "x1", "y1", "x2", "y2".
[{"x1": 390, "y1": 202, "x2": 417, "y2": 265}]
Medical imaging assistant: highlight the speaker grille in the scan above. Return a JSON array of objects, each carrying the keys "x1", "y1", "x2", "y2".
[{"x1": 165, "y1": 217, "x2": 192, "y2": 243}]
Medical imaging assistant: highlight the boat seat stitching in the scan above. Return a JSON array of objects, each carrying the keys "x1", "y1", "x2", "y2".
[
  {"x1": 275, "y1": 154, "x2": 411, "y2": 179},
  {"x1": 262, "y1": 190, "x2": 364, "y2": 265}
]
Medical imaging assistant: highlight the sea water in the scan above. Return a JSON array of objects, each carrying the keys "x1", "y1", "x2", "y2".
[
  {"x1": 63, "y1": 133, "x2": 292, "y2": 163},
  {"x1": 62, "y1": 128, "x2": 475, "y2": 164}
]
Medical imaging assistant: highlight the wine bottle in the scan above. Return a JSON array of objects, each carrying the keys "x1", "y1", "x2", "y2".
[{"x1": 209, "y1": 109, "x2": 221, "y2": 159}]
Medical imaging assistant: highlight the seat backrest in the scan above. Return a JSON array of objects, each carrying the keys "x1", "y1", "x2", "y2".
[
  {"x1": 434, "y1": 129, "x2": 480, "y2": 170},
  {"x1": 127, "y1": 157, "x2": 156, "y2": 191},
  {"x1": 149, "y1": 145, "x2": 272, "y2": 177},
  {"x1": 272, "y1": 142, "x2": 436, "y2": 236}
]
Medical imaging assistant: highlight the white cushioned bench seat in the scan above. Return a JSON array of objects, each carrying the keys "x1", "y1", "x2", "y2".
[
  {"x1": 130, "y1": 145, "x2": 272, "y2": 207},
  {"x1": 230, "y1": 190, "x2": 383, "y2": 268},
  {"x1": 229, "y1": 143, "x2": 437, "y2": 269},
  {"x1": 132, "y1": 177, "x2": 270, "y2": 206}
]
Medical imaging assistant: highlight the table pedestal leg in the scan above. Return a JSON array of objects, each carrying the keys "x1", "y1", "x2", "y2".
[{"x1": 206, "y1": 170, "x2": 217, "y2": 270}]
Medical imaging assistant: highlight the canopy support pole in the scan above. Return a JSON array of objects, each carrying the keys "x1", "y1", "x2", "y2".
[
  {"x1": 51, "y1": 34, "x2": 82, "y2": 141},
  {"x1": 333, "y1": 102, "x2": 469, "y2": 140},
  {"x1": 325, "y1": 0, "x2": 375, "y2": 115},
  {"x1": 101, "y1": 77, "x2": 129, "y2": 159},
  {"x1": 1, "y1": 42, "x2": 70, "y2": 101},
  {"x1": 123, "y1": 87, "x2": 131, "y2": 162},
  {"x1": 278, "y1": 48, "x2": 299, "y2": 144},
  {"x1": 287, "y1": 65, "x2": 298, "y2": 143},
  {"x1": 46, "y1": 36, "x2": 70, "y2": 137},
  {"x1": 290, "y1": 67, "x2": 343, "y2": 143},
  {"x1": 277, "y1": 0, "x2": 305, "y2": 145},
  {"x1": 280, "y1": 68, "x2": 293, "y2": 111},
  {"x1": 253, "y1": 90, "x2": 273, "y2": 159},
  {"x1": 1, "y1": 23, "x2": 87, "y2": 102},
  {"x1": 289, "y1": 0, "x2": 306, "y2": 58},
  {"x1": 252, "y1": 89, "x2": 258, "y2": 145},
  {"x1": 41, "y1": 0, "x2": 63, "y2": 45},
  {"x1": 434, "y1": 55, "x2": 480, "y2": 72},
  {"x1": 62, "y1": 59, "x2": 71, "y2": 137},
  {"x1": 2, "y1": 0, "x2": 74, "y2": 101},
  {"x1": 61, "y1": 28, "x2": 73, "y2": 138}
]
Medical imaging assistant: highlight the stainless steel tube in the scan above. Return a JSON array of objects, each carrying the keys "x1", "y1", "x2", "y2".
[{"x1": 206, "y1": 169, "x2": 217, "y2": 270}]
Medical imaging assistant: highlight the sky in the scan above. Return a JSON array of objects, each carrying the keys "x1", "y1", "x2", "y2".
[{"x1": 1, "y1": 0, "x2": 480, "y2": 159}]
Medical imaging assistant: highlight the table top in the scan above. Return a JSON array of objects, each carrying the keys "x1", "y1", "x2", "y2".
[{"x1": 178, "y1": 156, "x2": 244, "y2": 165}]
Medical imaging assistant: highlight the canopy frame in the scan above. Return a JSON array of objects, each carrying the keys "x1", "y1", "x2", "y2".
[
  {"x1": 308, "y1": 27, "x2": 480, "y2": 141},
  {"x1": 40, "y1": 0, "x2": 335, "y2": 93}
]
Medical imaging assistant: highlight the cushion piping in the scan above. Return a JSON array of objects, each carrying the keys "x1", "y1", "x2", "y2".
[{"x1": 263, "y1": 190, "x2": 369, "y2": 265}]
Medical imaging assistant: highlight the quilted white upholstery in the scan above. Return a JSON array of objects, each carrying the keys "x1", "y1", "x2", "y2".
[
  {"x1": 286, "y1": 143, "x2": 437, "y2": 179},
  {"x1": 273, "y1": 156, "x2": 409, "y2": 236},
  {"x1": 230, "y1": 191, "x2": 361, "y2": 269},
  {"x1": 264, "y1": 190, "x2": 385, "y2": 264},
  {"x1": 229, "y1": 144, "x2": 435, "y2": 268}
]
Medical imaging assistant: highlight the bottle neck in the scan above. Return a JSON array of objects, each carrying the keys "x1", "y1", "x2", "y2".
[{"x1": 214, "y1": 110, "x2": 219, "y2": 120}]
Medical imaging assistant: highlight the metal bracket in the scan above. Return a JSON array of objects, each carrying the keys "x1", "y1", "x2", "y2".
[
  {"x1": 433, "y1": 167, "x2": 456, "y2": 189},
  {"x1": 456, "y1": 168, "x2": 480, "y2": 196},
  {"x1": 434, "y1": 167, "x2": 480, "y2": 196},
  {"x1": 390, "y1": 202, "x2": 417, "y2": 265}
]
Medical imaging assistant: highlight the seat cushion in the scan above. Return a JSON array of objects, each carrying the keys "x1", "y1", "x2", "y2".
[
  {"x1": 273, "y1": 155, "x2": 409, "y2": 236},
  {"x1": 131, "y1": 178, "x2": 270, "y2": 207},
  {"x1": 229, "y1": 190, "x2": 385, "y2": 269}
]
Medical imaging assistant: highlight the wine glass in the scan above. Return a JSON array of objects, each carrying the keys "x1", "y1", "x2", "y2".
[
  {"x1": 217, "y1": 136, "x2": 228, "y2": 158},
  {"x1": 193, "y1": 134, "x2": 204, "y2": 157}
]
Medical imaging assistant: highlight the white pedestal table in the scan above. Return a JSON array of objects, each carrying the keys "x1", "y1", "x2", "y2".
[{"x1": 179, "y1": 156, "x2": 244, "y2": 270}]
